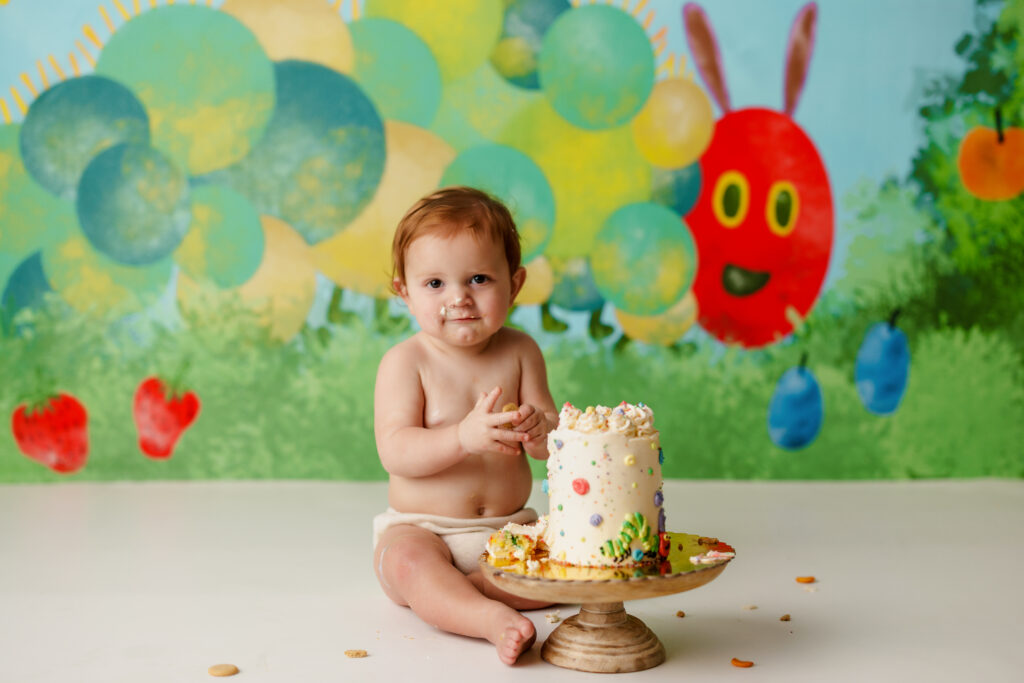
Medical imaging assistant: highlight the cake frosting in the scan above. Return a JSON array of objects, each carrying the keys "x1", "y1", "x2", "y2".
[{"x1": 543, "y1": 401, "x2": 664, "y2": 567}]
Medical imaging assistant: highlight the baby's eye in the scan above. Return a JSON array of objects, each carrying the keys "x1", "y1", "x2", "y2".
[
  {"x1": 427, "y1": 279, "x2": 443, "y2": 289},
  {"x1": 470, "y1": 274, "x2": 489, "y2": 285}
]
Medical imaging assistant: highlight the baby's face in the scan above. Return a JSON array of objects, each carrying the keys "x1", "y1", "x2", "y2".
[{"x1": 398, "y1": 230, "x2": 523, "y2": 349}]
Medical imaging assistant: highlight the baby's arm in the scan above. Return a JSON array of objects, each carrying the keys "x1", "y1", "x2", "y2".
[
  {"x1": 374, "y1": 344, "x2": 527, "y2": 477},
  {"x1": 513, "y1": 335, "x2": 558, "y2": 461}
]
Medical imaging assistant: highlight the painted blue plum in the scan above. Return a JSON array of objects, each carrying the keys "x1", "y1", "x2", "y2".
[
  {"x1": 768, "y1": 359, "x2": 823, "y2": 450},
  {"x1": 855, "y1": 315, "x2": 910, "y2": 415}
]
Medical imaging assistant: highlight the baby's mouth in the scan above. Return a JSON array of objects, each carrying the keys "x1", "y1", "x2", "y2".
[{"x1": 439, "y1": 305, "x2": 479, "y2": 322}]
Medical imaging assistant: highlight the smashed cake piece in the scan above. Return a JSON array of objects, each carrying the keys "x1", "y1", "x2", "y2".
[{"x1": 485, "y1": 516, "x2": 549, "y2": 566}]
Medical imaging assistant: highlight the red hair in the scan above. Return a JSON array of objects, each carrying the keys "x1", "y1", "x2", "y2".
[{"x1": 391, "y1": 186, "x2": 521, "y2": 293}]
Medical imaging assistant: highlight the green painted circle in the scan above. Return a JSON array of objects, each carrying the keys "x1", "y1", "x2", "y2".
[
  {"x1": 95, "y1": 5, "x2": 274, "y2": 175},
  {"x1": 175, "y1": 184, "x2": 264, "y2": 289},
  {"x1": 440, "y1": 144, "x2": 554, "y2": 262},
  {"x1": 590, "y1": 202, "x2": 696, "y2": 316},
  {"x1": 350, "y1": 18, "x2": 441, "y2": 128},
  {"x1": 538, "y1": 4, "x2": 654, "y2": 130}
]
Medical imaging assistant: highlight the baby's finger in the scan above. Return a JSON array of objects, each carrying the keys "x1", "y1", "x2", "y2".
[
  {"x1": 487, "y1": 410, "x2": 520, "y2": 427},
  {"x1": 495, "y1": 428, "x2": 529, "y2": 443},
  {"x1": 480, "y1": 386, "x2": 503, "y2": 412},
  {"x1": 513, "y1": 412, "x2": 541, "y2": 432}
]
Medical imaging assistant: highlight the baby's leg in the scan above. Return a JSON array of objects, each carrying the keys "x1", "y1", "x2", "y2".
[
  {"x1": 467, "y1": 571, "x2": 554, "y2": 611},
  {"x1": 374, "y1": 524, "x2": 536, "y2": 665}
]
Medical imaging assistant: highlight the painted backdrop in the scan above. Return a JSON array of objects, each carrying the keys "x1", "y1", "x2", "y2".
[{"x1": 1, "y1": 0, "x2": 1021, "y2": 481}]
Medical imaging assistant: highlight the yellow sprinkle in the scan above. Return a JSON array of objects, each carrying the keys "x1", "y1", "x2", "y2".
[
  {"x1": 624, "y1": 454, "x2": 636, "y2": 466},
  {"x1": 632, "y1": 482, "x2": 638, "y2": 488}
]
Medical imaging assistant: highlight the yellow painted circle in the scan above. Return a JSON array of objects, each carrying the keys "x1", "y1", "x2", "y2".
[
  {"x1": 311, "y1": 120, "x2": 456, "y2": 298},
  {"x1": 220, "y1": 0, "x2": 353, "y2": 74},
  {"x1": 515, "y1": 255, "x2": 554, "y2": 306},
  {"x1": 630, "y1": 78, "x2": 714, "y2": 169},
  {"x1": 498, "y1": 99, "x2": 650, "y2": 259},
  {"x1": 711, "y1": 170, "x2": 750, "y2": 228},
  {"x1": 365, "y1": 0, "x2": 502, "y2": 82},
  {"x1": 178, "y1": 215, "x2": 317, "y2": 343},
  {"x1": 615, "y1": 290, "x2": 698, "y2": 346},
  {"x1": 765, "y1": 180, "x2": 800, "y2": 236}
]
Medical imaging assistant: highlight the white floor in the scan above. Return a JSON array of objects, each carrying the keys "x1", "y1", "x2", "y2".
[{"x1": 1, "y1": 479, "x2": 1022, "y2": 682}]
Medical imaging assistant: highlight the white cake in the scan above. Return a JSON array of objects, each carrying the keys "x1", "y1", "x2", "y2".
[{"x1": 543, "y1": 402, "x2": 665, "y2": 567}]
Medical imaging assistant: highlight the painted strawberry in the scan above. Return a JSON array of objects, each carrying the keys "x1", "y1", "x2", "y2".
[
  {"x1": 11, "y1": 393, "x2": 89, "y2": 473},
  {"x1": 133, "y1": 377, "x2": 200, "y2": 458}
]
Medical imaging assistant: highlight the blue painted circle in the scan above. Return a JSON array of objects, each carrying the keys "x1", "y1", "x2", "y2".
[
  {"x1": 651, "y1": 163, "x2": 702, "y2": 217},
  {"x1": 490, "y1": 0, "x2": 571, "y2": 90},
  {"x1": 77, "y1": 143, "x2": 191, "y2": 265},
  {"x1": 855, "y1": 322, "x2": 910, "y2": 415},
  {"x1": 211, "y1": 60, "x2": 386, "y2": 245},
  {"x1": 19, "y1": 76, "x2": 150, "y2": 200},
  {"x1": 768, "y1": 365, "x2": 824, "y2": 450}
]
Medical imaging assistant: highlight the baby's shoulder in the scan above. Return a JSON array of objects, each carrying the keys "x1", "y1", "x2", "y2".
[
  {"x1": 379, "y1": 335, "x2": 427, "y2": 373},
  {"x1": 494, "y1": 326, "x2": 542, "y2": 355}
]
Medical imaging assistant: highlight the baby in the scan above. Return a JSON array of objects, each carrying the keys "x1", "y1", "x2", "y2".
[{"x1": 372, "y1": 186, "x2": 559, "y2": 665}]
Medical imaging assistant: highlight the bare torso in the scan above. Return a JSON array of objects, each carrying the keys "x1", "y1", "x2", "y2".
[{"x1": 385, "y1": 328, "x2": 535, "y2": 518}]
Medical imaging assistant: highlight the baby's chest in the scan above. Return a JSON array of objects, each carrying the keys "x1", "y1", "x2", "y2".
[{"x1": 420, "y1": 361, "x2": 521, "y2": 427}]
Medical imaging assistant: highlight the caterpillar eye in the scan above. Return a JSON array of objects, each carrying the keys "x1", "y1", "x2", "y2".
[
  {"x1": 766, "y1": 181, "x2": 800, "y2": 236},
  {"x1": 712, "y1": 171, "x2": 750, "y2": 228}
]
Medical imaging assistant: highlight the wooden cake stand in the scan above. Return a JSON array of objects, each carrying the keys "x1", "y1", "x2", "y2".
[{"x1": 478, "y1": 533, "x2": 734, "y2": 674}]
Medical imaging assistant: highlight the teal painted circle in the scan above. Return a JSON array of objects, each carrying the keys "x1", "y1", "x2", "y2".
[
  {"x1": 19, "y1": 76, "x2": 149, "y2": 200},
  {"x1": 1, "y1": 251, "x2": 52, "y2": 334},
  {"x1": 590, "y1": 202, "x2": 696, "y2": 316},
  {"x1": 440, "y1": 144, "x2": 554, "y2": 262},
  {"x1": 95, "y1": 5, "x2": 274, "y2": 176},
  {"x1": 77, "y1": 143, "x2": 191, "y2": 265},
  {"x1": 549, "y1": 257, "x2": 604, "y2": 312},
  {"x1": 176, "y1": 184, "x2": 264, "y2": 289},
  {"x1": 1, "y1": 124, "x2": 81, "y2": 266},
  {"x1": 651, "y1": 163, "x2": 702, "y2": 217},
  {"x1": 350, "y1": 18, "x2": 441, "y2": 128},
  {"x1": 210, "y1": 60, "x2": 385, "y2": 245},
  {"x1": 538, "y1": 4, "x2": 655, "y2": 130},
  {"x1": 490, "y1": 0, "x2": 571, "y2": 90}
]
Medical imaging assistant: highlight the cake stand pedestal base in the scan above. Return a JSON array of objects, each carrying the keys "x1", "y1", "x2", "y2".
[{"x1": 541, "y1": 602, "x2": 664, "y2": 673}]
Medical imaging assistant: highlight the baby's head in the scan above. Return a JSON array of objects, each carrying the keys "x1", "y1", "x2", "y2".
[
  {"x1": 391, "y1": 186, "x2": 521, "y2": 291},
  {"x1": 391, "y1": 187, "x2": 526, "y2": 346}
]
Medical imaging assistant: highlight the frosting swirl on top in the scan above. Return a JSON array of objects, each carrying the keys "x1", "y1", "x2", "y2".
[{"x1": 557, "y1": 402, "x2": 656, "y2": 435}]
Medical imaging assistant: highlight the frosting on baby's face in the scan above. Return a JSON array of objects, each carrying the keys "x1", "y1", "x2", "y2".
[{"x1": 555, "y1": 401, "x2": 655, "y2": 435}]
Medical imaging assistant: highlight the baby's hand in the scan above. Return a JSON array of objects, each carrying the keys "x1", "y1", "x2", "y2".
[
  {"x1": 457, "y1": 387, "x2": 529, "y2": 457},
  {"x1": 511, "y1": 404, "x2": 550, "y2": 445}
]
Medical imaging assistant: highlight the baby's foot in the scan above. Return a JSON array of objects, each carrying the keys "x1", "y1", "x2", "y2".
[{"x1": 488, "y1": 609, "x2": 536, "y2": 665}]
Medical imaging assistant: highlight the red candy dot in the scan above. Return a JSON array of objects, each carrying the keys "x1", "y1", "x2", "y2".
[{"x1": 572, "y1": 478, "x2": 590, "y2": 495}]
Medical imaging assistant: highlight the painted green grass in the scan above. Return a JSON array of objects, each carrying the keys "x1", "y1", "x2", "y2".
[{"x1": 2, "y1": 295, "x2": 1022, "y2": 482}]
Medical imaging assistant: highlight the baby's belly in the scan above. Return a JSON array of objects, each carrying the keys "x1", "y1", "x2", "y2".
[{"x1": 388, "y1": 457, "x2": 534, "y2": 518}]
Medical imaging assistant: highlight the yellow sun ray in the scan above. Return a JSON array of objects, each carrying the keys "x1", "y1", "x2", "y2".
[
  {"x1": 642, "y1": 10, "x2": 654, "y2": 29},
  {"x1": 83, "y1": 25, "x2": 104, "y2": 50},
  {"x1": 149, "y1": 0, "x2": 157, "y2": 8},
  {"x1": 657, "y1": 53, "x2": 674, "y2": 78},
  {"x1": 8, "y1": 86, "x2": 27, "y2": 115},
  {"x1": 19, "y1": 73, "x2": 38, "y2": 97},
  {"x1": 133, "y1": 0, "x2": 141, "y2": 14},
  {"x1": 112, "y1": 0, "x2": 131, "y2": 20},
  {"x1": 77, "y1": 40, "x2": 97, "y2": 67},
  {"x1": 330, "y1": 0, "x2": 341, "y2": 11},
  {"x1": 0, "y1": 99, "x2": 12, "y2": 124},
  {"x1": 49, "y1": 54, "x2": 67, "y2": 81},
  {"x1": 99, "y1": 5, "x2": 116, "y2": 32},
  {"x1": 632, "y1": 0, "x2": 649, "y2": 16},
  {"x1": 37, "y1": 60, "x2": 50, "y2": 89},
  {"x1": 352, "y1": 0, "x2": 360, "y2": 20},
  {"x1": 69, "y1": 52, "x2": 82, "y2": 76}
]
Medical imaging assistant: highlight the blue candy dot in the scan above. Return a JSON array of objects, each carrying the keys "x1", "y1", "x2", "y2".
[
  {"x1": 559, "y1": 530, "x2": 565, "y2": 536},
  {"x1": 554, "y1": 439, "x2": 564, "y2": 450},
  {"x1": 589, "y1": 514, "x2": 603, "y2": 526},
  {"x1": 653, "y1": 490, "x2": 663, "y2": 507},
  {"x1": 632, "y1": 548, "x2": 644, "y2": 561},
  {"x1": 658, "y1": 448, "x2": 664, "y2": 465}
]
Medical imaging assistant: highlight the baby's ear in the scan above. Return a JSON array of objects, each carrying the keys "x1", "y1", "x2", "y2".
[
  {"x1": 510, "y1": 266, "x2": 527, "y2": 303},
  {"x1": 393, "y1": 277, "x2": 408, "y2": 299}
]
